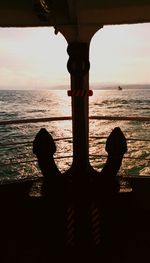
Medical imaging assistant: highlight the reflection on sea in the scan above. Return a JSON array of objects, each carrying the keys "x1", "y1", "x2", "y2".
[{"x1": 0, "y1": 89, "x2": 149, "y2": 181}]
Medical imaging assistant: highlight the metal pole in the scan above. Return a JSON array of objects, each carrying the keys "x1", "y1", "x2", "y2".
[{"x1": 67, "y1": 42, "x2": 90, "y2": 176}]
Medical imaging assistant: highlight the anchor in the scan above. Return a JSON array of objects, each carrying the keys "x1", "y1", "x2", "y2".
[
  {"x1": 32, "y1": 14, "x2": 127, "y2": 251},
  {"x1": 33, "y1": 126, "x2": 127, "y2": 248}
]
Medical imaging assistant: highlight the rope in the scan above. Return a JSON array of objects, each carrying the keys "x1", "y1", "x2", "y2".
[
  {"x1": 90, "y1": 203, "x2": 101, "y2": 245},
  {"x1": 66, "y1": 206, "x2": 75, "y2": 246}
]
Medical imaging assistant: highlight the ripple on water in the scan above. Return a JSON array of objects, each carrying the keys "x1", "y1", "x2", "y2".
[{"x1": 0, "y1": 89, "x2": 149, "y2": 179}]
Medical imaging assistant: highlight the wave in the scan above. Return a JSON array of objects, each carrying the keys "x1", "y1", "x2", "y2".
[
  {"x1": 27, "y1": 109, "x2": 46, "y2": 113},
  {"x1": 0, "y1": 89, "x2": 149, "y2": 179}
]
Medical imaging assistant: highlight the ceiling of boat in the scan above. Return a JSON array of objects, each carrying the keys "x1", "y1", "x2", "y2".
[{"x1": 0, "y1": 0, "x2": 150, "y2": 27}]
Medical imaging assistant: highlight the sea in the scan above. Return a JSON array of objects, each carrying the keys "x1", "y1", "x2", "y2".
[{"x1": 0, "y1": 88, "x2": 150, "y2": 182}]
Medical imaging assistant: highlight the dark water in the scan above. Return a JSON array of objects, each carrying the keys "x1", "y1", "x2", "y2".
[{"x1": 0, "y1": 88, "x2": 149, "y2": 181}]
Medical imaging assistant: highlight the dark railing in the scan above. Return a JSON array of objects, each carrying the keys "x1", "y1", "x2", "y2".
[
  {"x1": 0, "y1": 115, "x2": 149, "y2": 176},
  {"x1": 0, "y1": 115, "x2": 149, "y2": 126}
]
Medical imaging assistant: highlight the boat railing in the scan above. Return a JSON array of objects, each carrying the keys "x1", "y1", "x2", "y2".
[
  {"x1": 0, "y1": 115, "x2": 150, "y2": 126},
  {"x1": 0, "y1": 115, "x2": 149, "y2": 177}
]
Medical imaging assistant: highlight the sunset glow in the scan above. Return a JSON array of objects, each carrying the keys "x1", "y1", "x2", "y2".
[{"x1": 0, "y1": 23, "x2": 150, "y2": 89}]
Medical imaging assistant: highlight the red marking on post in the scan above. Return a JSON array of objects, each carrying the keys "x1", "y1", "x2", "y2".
[
  {"x1": 67, "y1": 90, "x2": 93, "y2": 96},
  {"x1": 88, "y1": 90, "x2": 93, "y2": 96},
  {"x1": 67, "y1": 90, "x2": 72, "y2": 96}
]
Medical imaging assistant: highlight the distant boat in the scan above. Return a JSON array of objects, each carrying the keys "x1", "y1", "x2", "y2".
[{"x1": 118, "y1": 86, "x2": 122, "y2": 90}]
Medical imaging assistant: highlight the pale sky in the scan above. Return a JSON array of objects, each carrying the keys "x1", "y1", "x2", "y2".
[{"x1": 0, "y1": 23, "x2": 150, "y2": 89}]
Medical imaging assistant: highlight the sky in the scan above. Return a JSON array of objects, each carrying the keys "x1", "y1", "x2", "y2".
[{"x1": 0, "y1": 23, "x2": 150, "y2": 89}]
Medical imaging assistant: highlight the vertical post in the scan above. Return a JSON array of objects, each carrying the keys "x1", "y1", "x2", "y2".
[{"x1": 67, "y1": 42, "x2": 90, "y2": 176}]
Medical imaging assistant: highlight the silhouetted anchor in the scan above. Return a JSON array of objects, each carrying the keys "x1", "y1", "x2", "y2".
[
  {"x1": 99, "y1": 126, "x2": 127, "y2": 194},
  {"x1": 92, "y1": 127, "x2": 127, "y2": 246},
  {"x1": 33, "y1": 128, "x2": 60, "y2": 197},
  {"x1": 33, "y1": 127, "x2": 127, "y2": 249}
]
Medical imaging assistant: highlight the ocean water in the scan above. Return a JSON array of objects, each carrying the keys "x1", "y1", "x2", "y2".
[{"x1": 0, "y1": 88, "x2": 150, "y2": 181}]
